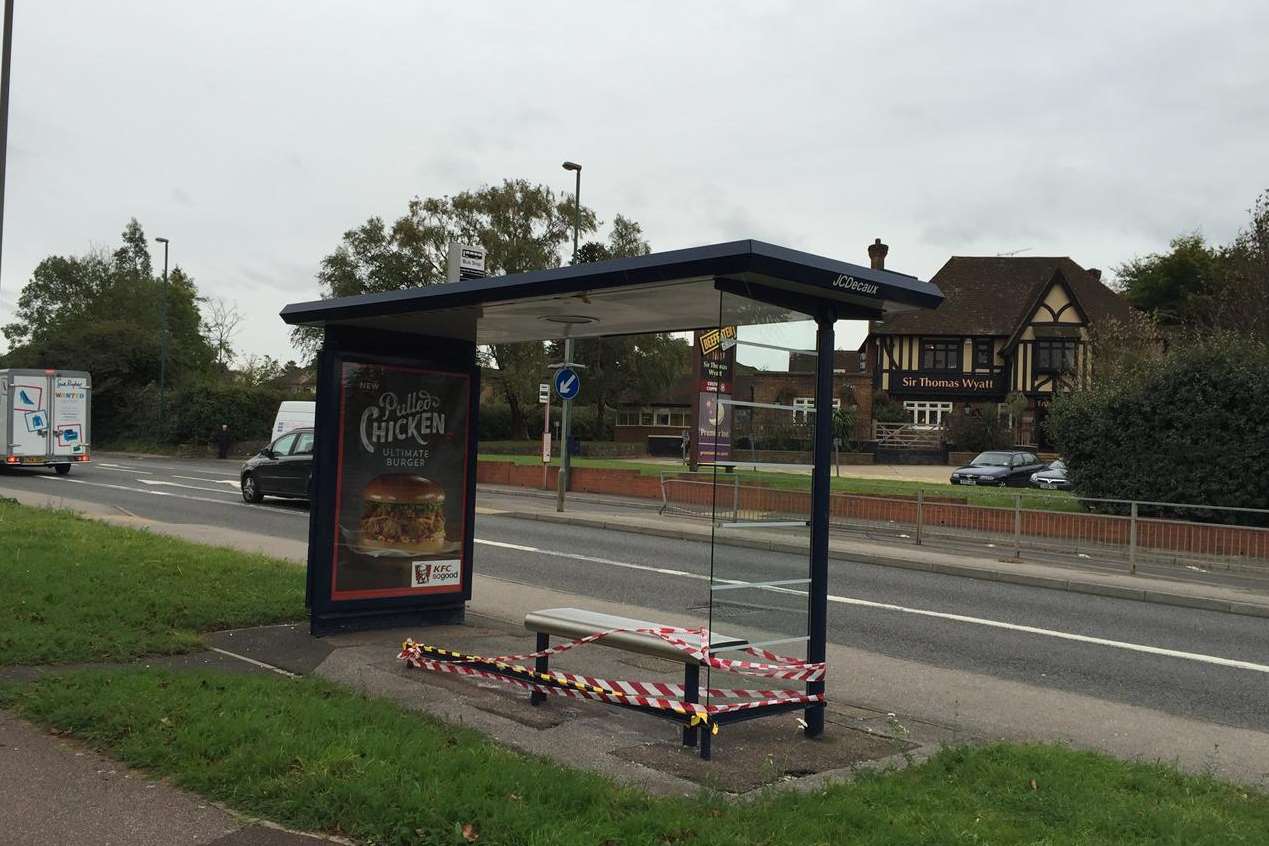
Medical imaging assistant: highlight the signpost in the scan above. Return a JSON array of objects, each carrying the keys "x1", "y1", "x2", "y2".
[
  {"x1": 553, "y1": 363, "x2": 580, "y2": 510},
  {"x1": 445, "y1": 242, "x2": 487, "y2": 283},
  {"x1": 539, "y1": 382, "x2": 551, "y2": 489}
]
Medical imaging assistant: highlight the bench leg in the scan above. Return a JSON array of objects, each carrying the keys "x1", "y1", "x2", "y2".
[
  {"x1": 699, "y1": 717, "x2": 712, "y2": 760},
  {"x1": 682, "y1": 663, "x2": 699, "y2": 747},
  {"x1": 529, "y1": 632, "x2": 549, "y2": 706}
]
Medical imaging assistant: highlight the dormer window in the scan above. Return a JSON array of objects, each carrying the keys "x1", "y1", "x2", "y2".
[{"x1": 973, "y1": 339, "x2": 993, "y2": 370}]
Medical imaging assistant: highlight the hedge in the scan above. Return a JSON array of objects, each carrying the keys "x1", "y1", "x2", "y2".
[{"x1": 1047, "y1": 333, "x2": 1269, "y2": 512}]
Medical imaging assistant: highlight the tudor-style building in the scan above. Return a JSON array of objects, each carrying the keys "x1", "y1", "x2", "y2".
[{"x1": 864, "y1": 256, "x2": 1134, "y2": 448}]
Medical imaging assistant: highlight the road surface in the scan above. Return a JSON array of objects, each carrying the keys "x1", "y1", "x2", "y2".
[{"x1": 2, "y1": 453, "x2": 1266, "y2": 739}]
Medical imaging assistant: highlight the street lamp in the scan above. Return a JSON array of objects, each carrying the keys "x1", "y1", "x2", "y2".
[
  {"x1": 556, "y1": 161, "x2": 582, "y2": 512},
  {"x1": 0, "y1": 0, "x2": 17, "y2": 291},
  {"x1": 155, "y1": 237, "x2": 169, "y2": 427},
  {"x1": 562, "y1": 160, "x2": 581, "y2": 263}
]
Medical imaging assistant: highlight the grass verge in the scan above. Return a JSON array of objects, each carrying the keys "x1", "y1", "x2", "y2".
[
  {"x1": 4, "y1": 667, "x2": 1266, "y2": 846},
  {"x1": 479, "y1": 453, "x2": 1082, "y2": 512},
  {"x1": 0, "y1": 500, "x2": 304, "y2": 665}
]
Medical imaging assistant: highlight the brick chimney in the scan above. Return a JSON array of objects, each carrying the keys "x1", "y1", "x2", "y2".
[
  {"x1": 868, "y1": 238, "x2": 888, "y2": 270},
  {"x1": 1087, "y1": 268, "x2": 1102, "y2": 283}
]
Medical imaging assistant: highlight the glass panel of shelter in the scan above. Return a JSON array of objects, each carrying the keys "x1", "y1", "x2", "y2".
[{"x1": 693, "y1": 290, "x2": 825, "y2": 710}]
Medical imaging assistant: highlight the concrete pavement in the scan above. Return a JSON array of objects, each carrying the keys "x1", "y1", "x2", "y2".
[{"x1": 0, "y1": 712, "x2": 340, "y2": 845}]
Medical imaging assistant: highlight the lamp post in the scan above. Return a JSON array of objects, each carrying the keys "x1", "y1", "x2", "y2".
[
  {"x1": 556, "y1": 161, "x2": 581, "y2": 512},
  {"x1": 155, "y1": 237, "x2": 169, "y2": 427},
  {"x1": 0, "y1": 0, "x2": 16, "y2": 291}
]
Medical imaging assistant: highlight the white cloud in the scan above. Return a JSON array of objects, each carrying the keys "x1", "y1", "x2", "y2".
[{"x1": 1, "y1": 0, "x2": 1265, "y2": 361}]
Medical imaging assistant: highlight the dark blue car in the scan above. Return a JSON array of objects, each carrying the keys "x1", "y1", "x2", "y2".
[{"x1": 950, "y1": 450, "x2": 1048, "y2": 487}]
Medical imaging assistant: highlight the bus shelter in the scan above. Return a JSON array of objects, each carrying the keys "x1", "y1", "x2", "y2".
[{"x1": 281, "y1": 239, "x2": 941, "y2": 747}]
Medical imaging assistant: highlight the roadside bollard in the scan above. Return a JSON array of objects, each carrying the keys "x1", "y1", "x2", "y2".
[
  {"x1": 1013, "y1": 494, "x2": 1022, "y2": 560},
  {"x1": 1129, "y1": 501, "x2": 1138, "y2": 575},
  {"x1": 915, "y1": 489, "x2": 924, "y2": 546}
]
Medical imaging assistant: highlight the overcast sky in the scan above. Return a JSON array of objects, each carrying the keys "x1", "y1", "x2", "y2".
[{"x1": 2, "y1": 1, "x2": 1266, "y2": 367}]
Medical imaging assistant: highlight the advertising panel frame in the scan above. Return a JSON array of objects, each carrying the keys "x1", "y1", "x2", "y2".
[{"x1": 307, "y1": 327, "x2": 479, "y2": 635}]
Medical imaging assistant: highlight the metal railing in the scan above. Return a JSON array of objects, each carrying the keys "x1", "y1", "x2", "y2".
[{"x1": 658, "y1": 474, "x2": 1269, "y2": 577}]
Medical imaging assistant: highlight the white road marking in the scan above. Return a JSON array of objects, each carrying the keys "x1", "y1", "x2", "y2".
[
  {"x1": 208, "y1": 647, "x2": 300, "y2": 678},
  {"x1": 138, "y1": 478, "x2": 241, "y2": 495},
  {"x1": 97, "y1": 461, "x2": 239, "y2": 478},
  {"x1": 35, "y1": 475, "x2": 306, "y2": 517},
  {"x1": 474, "y1": 538, "x2": 1269, "y2": 675},
  {"x1": 174, "y1": 475, "x2": 241, "y2": 487}
]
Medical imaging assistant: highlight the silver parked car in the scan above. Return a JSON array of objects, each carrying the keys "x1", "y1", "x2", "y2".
[{"x1": 1030, "y1": 459, "x2": 1071, "y2": 490}]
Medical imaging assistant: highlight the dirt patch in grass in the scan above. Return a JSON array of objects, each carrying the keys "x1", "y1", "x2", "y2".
[{"x1": 613, "y1": 719, "x2": 908, "y2": 792}]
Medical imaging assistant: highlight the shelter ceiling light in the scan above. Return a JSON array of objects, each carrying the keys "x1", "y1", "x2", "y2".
[{"x1": 540, "y1": 314, "x2": 596, "y2": 325}]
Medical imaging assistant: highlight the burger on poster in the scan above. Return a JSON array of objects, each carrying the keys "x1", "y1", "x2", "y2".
[{"x1": 352, "y1": 473, "x2": 450, "y2": 555}]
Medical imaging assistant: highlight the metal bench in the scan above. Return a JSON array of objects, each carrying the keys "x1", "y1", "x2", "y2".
[{"x1": 524, "y1": 607, "x2": 746, "y2": 758}]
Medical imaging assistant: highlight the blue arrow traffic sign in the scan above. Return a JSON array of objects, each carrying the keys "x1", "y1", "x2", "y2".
[{"x1": 553, "y1": 367, "x2": 580, "y2": 401}]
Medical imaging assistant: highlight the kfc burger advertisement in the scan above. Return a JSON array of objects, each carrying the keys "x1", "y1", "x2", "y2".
[{"x1": 330, "y1": 361, "x2": 471, "y2": 599}]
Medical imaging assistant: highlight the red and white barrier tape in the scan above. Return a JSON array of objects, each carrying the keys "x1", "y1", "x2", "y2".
[
  {"x1": 398, "y1": 630, "x2": 825, "y2": 734},
  {"x1": 461, "y1": 624, "x2": 825, "y2": 682},
  {"x1": 402, "y1": 653, "x2": 824, "y2": 721}
]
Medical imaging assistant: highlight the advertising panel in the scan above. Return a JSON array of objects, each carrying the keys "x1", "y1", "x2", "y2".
[
  {"x1": 328, "y1": 360, "x2": 471, "y2": 600},
  {"x1": 53, "y1": 374, "x2": 90, "y2": 455},
  {"x1": 695, "y1": 391, "x2": 732, "y2": 463},
  {"x1": 692, "y1": 327, "x2": 737, "y2": 464}
]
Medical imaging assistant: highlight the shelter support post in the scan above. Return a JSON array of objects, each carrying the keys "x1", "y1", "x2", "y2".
[{"x1": 805, "y1": 307, "x2": 835, "y2": 738}]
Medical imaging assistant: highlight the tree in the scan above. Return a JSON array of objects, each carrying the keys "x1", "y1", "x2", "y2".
[
  {"x1": 237, "y1": 354, "x2": 287, "y2": 387},
  {"x1": 2, "y1": 250, "x2": 111, "y2": 348},
  {"x1": 1115, "y1": 233, "x2": 1217, "y2": 325},
  {"x1": 0, "y1": 219, "x2": 216, "y2": 441},
  {"x1": 567, "y1": 216, "x2": 689, "y2": 440},
  {"x1": 1200, "y1": 189, "x2": 1269, "y2": 335},
  {"x1": 1114, "y1": 190, "x2": 1269, "y2": 334},
  {"x1": 300, "y1": 179, "x2": 602, "y2": 438},
  {"x1": 202, "y1": 297, "x2": 244, "y2": 369}
]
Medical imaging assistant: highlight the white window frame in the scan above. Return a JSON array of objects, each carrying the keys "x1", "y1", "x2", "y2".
[
  {"x1": 903, "y1": 400, "x2": 953, "y2": 427},
  {"x1": 792, "y1": 397, "x2": 840, "y2": 421},
  {"x1": 615, "y1": 407, "x2": 690, "y2": 428}
]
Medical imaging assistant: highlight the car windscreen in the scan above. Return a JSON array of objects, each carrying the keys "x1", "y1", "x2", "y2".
[
  {"x1": 970, "y1": 452, "x2": 1012, "y2": 467},
  {"x1": 1050, "y1": 459, "x2": 1066, "y2": 470}
]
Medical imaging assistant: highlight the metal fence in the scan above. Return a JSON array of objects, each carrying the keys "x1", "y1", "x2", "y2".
[{"x1": 659, "y1": 473, "x2": 1269, "y2": 577}]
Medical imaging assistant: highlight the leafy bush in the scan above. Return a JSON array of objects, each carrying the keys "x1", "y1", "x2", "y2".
[
  {"x1": 1047, "y1": 333, "x2": 1269, "y2": 510},
  {"x1": 478, "y1": 403, "x2": 602, "y2": 441},
  {"x1": 944, "y1": 403, "x2": 1011, "y2": 452},
  {"x1": 872, "y1": 391, "x2": 909, "y2": 423},
  {"x1": 165, "y1": 381, "x2": 290, "y2": 445}
]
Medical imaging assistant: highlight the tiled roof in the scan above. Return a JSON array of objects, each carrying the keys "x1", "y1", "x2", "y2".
[{"x1": 871, "y1": 256, "x2": 1133, "y2": 337}]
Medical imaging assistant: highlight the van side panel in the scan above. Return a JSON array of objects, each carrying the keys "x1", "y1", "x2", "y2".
[
  {"x1": 9, "y1": 373, "x2": 51, "y2": 456},
  {"x1": 51, "y1": 373, "x2": 91, "y2": 456}
]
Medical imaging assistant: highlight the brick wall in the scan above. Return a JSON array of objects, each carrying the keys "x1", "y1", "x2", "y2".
[{"x1": 476, "y1": 460, "x2": 1269, "y2": 560}]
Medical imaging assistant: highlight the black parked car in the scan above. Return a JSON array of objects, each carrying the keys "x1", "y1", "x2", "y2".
[
  {"x1": 949, "y1": 450, "x2": 1048, "y2": 487},
  {"x1": 1030, "y1": 458, "x2": 1071, "y2": 490},
  {"x1": 241, "y1": 427, "x2": 314, "y2": 503}
]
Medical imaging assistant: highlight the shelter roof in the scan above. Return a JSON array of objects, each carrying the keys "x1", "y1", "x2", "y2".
[{"x1": 281, "y1": 239, "x2": 943, "y2": 343}]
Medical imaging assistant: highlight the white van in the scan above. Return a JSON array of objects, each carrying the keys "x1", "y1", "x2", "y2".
[
  {"x1": 1, "y1": 369, "x2": 92, "y2": 473},
  {"x1": 271, "y1": 401, "x2": 315, "y2": 439}
]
